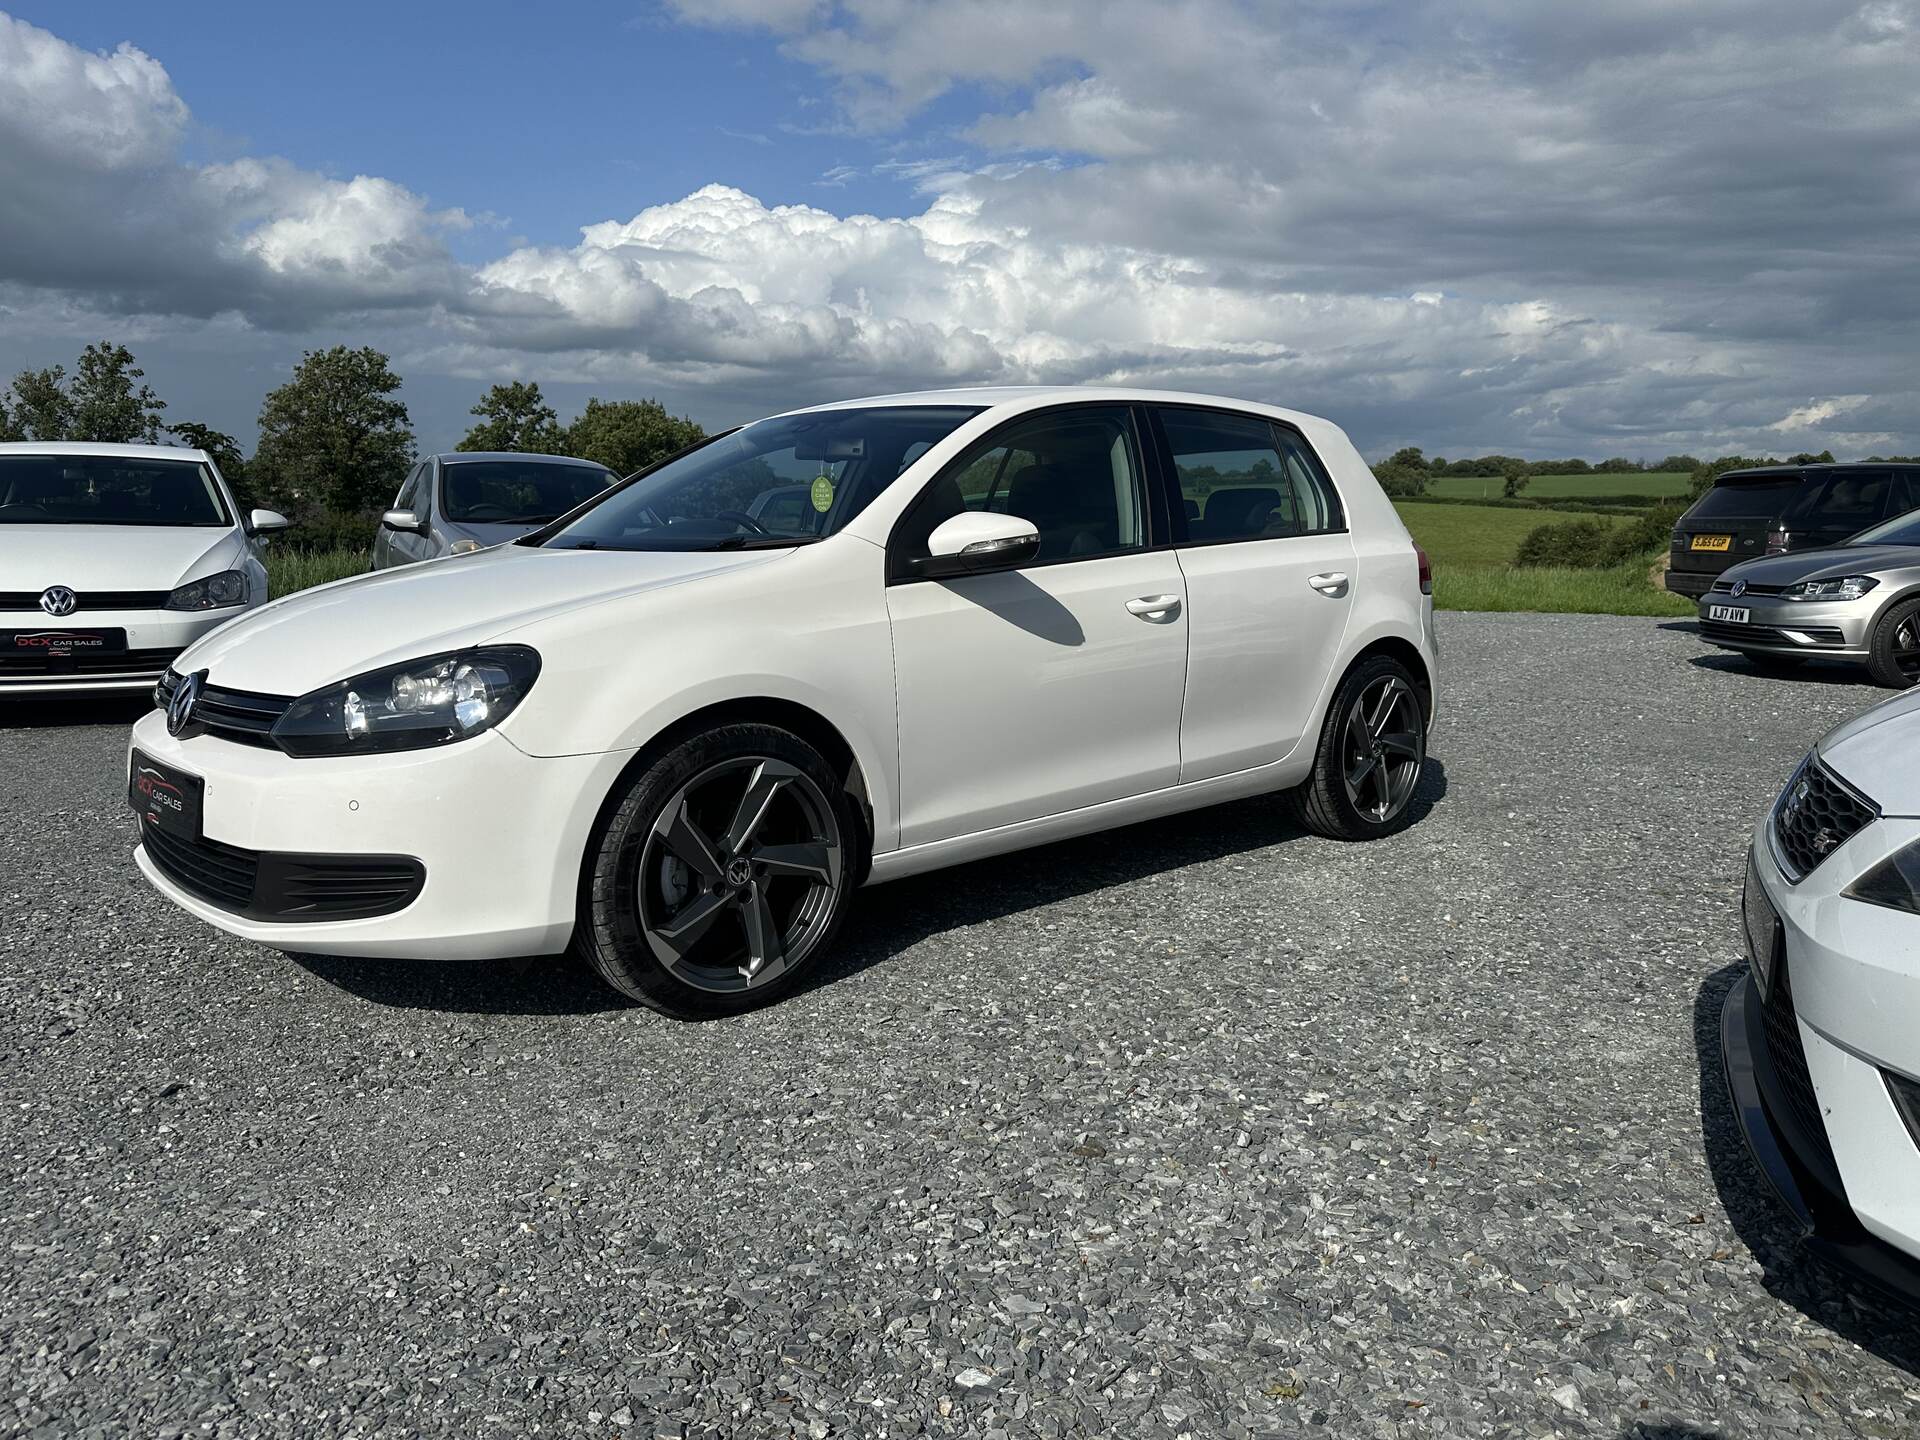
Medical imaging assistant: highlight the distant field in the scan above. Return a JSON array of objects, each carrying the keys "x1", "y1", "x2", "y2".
[
  {"x1": 1434, "y1": 564, "x2": 1693, "y2": 617},
  {"x1": 1392, "y1": 500, "x2": 1634, "y2": 568},
  {"x1": 1425, "y1": 471, "x2": 1692, "y2": 501}
]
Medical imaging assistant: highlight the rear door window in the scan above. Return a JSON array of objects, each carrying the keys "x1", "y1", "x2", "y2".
[
  {"x1": 1800, "y1": 470, "x2": 1893, "y2": 532},
  {"x1": 1156, "y1": 407, "x2": 1345, "y2": 543}
]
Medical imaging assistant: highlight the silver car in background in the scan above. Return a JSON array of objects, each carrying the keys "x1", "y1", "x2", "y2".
[
  {"x1": 372, "y1": 452, "x2": 618, "y2": 569},
  {"x1": 1699, "y1": 505, "x2": 1920, "y2": 687}
]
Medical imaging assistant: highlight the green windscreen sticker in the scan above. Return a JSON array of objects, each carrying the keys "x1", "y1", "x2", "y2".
[{"x1": 810, "y1": 475, "x2": 834, "y2": 512}]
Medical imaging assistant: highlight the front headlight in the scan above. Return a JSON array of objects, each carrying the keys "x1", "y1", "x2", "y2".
[
  {"x1": 166, "y1": 569, "x2": 248, "y2": 610},
  {"x1": 1782, "y1": 576, "x2": 1879, "y2": 602},
  {"x1": 270, "y1": 646, "x2": 540, "y2": 756},
  {"x1": 1845, "y1": 839, "x2": 1920, "y2": 917}
]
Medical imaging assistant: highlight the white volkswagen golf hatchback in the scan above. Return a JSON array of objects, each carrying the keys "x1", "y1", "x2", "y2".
[
  {"x1": 1, "y1": 443, "x2": 286, "y2": 695},
  {"x1": 130, "y1": 388, "x2": 1438, "y2": 1016}
]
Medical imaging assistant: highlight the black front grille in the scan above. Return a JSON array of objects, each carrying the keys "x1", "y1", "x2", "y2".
[
  {"x1": 0, "y1": 645, "x2": 182, "y2": 678},
  {"x1": 141, "y1": 819, "x2": 423, "y2": 921},
  {"x1": 1710, "y1": 579, "x2": 1788, "y2": 595},
  {"x1": 155, "y1": 670, "x2": 293, "y2": 747},
  {"x1": 1760, "y1": 958, "x2": 1840, "y2": 1177},
  {"x1": 141, "y1": 820, "x2": 258, "y2": 912},
  {"x1": 1699, "y1": 620, "x2": 1847, "y2": 648},
  {"x1": 1772, "y1": 757, "x2": 1878, "y2": 881},
  {"x1": 0, "y1": 590, "x2": 171, "y2": 611}
]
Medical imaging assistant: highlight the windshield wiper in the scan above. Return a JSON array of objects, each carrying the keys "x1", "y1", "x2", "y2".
[{"x1": 698, "y1": 535, "x2": 824, "y2": 551}]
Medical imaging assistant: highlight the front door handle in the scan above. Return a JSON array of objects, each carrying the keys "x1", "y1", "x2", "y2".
[
  {"x1": 1125, "y1": 594, "x2": 1182, "y2": 623},
  {"x1": 1307, "y1": 572, "x2": 1349, "y2": 594}
]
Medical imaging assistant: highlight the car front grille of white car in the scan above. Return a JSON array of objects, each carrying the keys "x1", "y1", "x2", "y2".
[{"x1": 1771, "y1": 756, "x2": 1878, "y2": 882}]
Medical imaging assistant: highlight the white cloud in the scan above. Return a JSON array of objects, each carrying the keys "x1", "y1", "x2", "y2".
[{"x1": 1770, "y1": 396, "x2": 1871, "y2": 431}]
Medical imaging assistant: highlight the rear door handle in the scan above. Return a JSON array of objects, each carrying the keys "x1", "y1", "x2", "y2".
[
  {"x1": 1125, "y1": 594, "x2": 1182, "y2": 623},
  {"x1": 1307, "y1": 572, "x2": 1349, "y2": 594}
]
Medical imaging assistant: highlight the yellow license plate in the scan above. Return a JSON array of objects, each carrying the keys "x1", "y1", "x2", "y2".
[{"x1": 1690, "y1": 534, "x2": 1732, "y2": 552}]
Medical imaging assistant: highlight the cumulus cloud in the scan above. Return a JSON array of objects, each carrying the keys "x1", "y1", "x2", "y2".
[{"x1": 2, "y1": 5, "x2": 1919, "y2": 457}]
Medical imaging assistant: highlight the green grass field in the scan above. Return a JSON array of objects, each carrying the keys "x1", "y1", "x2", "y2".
[
  {"x1": 1425, "y1": 471, "x2": 1691, "y2": 502},
  {"x1": 1391, "y1": 500, "x2": 1636, "y2": 568},
  {"x1": 267, "y1": 546, "x2": 372, "y2": 599}
]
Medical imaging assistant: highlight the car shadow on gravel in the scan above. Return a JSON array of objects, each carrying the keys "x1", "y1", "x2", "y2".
[
  {"x1": 1692, "y1": 963, "x2": 1920, "y2": 1373},
  {"x1": 289, "y1": 757, "x2": 1449, "y2": 1017},
  {"x1": 1683, "y1": 653, "x2": 1877, "y2": 687},
  {"x1": 803, "y1": 755, "x2": 1451, "y2": 1002},
  {"x1": 0, "y1": 695, "x2": 151, "y2": 729}
]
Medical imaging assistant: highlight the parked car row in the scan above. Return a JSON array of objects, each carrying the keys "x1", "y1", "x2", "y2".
[
  {"x1": 5, "y1": 392, "x2": 1918, "y2": 1313},
  {"x1": 1673, "y1": 462, "x2": 1920, "y2": 688}
]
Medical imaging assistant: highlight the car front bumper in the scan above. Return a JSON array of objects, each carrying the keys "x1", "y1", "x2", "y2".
[
  {"x1": 1695, "y1": 594, "x2": 1875, "y2": 659},
  {"x1": 0, "y1": 607, "x2": 248, "y2": 695},
  {"x1": 128, "y1": 708, "x2": 635, "y2": 960},
  {"x1": 1726, "y1": 806, "x2": 1920, "y2": 1306}
]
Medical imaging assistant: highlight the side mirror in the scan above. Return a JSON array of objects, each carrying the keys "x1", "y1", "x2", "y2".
[
  {"x1": 382, "y1": 508, "x2": 426, "y2": 535},
  {"x1": 248, "y1": 508, "x2": 290, "y2": 535},
  {"x1": 915, "y1": 512, "x2": 1041, "y2": 578}
]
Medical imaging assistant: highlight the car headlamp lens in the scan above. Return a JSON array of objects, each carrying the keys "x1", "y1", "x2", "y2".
[
  {"x1": 166, "y1": 569, "x2": 248, "y2": 610},
  {"x1": 1845, "y1": 839, "x2": 1920, "y2": 917},
  {"x1": 271, "y1": 646, "x2": 540, "y2": 756},
  {"x1": 1783, "y1": 576, "x2": 1878, "y2": 602},
  {"x1": 448, "y1": 539, "x2": 484, "y2": 555}
]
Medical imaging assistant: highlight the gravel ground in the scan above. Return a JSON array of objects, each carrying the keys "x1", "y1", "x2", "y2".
[{"x1": 3, "y1": 612, "x2": 1918, "y2": 1439}]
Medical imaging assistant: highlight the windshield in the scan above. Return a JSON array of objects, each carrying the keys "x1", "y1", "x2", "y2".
[
  {"x1": 542, "y1": 406, "x2": 981, "y2": 551},
  {"x1": 442, "y1": 458, "x2": 617, "y2": 525},
  {"x1": 0, "y1": 454, "x2": 229, "y2": 527},
  {"x1": 1847, "y1": 505, "x2": 1920, "y2": 547},
  {"x1": 1688, "y1": 476, "x2": 1802, "y2": 521}
]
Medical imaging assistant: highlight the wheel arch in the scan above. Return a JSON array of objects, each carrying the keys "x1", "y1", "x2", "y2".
[
  {"x1": 580, "y1": 695, "x2": 878, "y2": 890},
  {"x1": 1344, "y1": 633, "x2": 1434, "y2": 721}
]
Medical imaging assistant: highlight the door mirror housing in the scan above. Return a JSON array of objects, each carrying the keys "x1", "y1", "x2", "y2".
[
  {"x1": 248, "y1": 508, "x2": 291, "y2": 535},
  {"x1": 915, "y1": 512, "x2": 1042, "y2": 578},
  {"x1": 382, "y1": 508, "x2": 427, "y2": 535}
]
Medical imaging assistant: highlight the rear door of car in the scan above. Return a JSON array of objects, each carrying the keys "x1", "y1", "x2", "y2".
[
  {"x1": 1148, "y1": 404, "x2": 1356, "y2": 781},
  {"x1": 1671, "y1": 474, "x2": 1805, "y2": 584}
]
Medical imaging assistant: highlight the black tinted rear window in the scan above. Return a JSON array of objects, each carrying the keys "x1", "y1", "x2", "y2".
[{"x1": 1688, "y1": 477, "x2": 1801, "y2": 521}]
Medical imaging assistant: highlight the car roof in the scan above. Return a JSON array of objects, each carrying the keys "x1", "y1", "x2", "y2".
[
  {"x1": 776, "y1": 384, "x2": 1330, "y2": 430},
  {"x1": 0, "y1": 440, "x2": 211, "y2": 462},
  {"x1": 432, "y1": 451, "x2": 606, "y2": 466},
  {"x1": 1717, "y1": 461, "x2": 1920, "y2": 480}
]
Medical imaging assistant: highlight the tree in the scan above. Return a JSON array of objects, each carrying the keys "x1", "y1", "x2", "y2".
[
  {"x1": 565, "y1": 397, "x2": 705, "y2": 477},
  {"x1": 166, "y1": 421, "x2": 248, "y2": 487},
  {"x1": 1500, "y1": 458, "x2": 1531, "y2": 498},
  {"x1": 1654, "y1": 454, "x2": 1701, "y2": 474},
  {"x1": 1371, "y1": 462, "x2": 1428, "y2": 497},
  {"x1": 1384, "y1": 446, "x2": 1429, "y2": 473},
  {"x1": 7, "y1": 364, "x2": 73, "y2": 440},
  {"x1": 459, "y1": 380, "x2": 566, "y2": 454},
  {"x1": 0, "y1": 394, "x2": 19, "y2": 443},
  {"x1": 1593, "y1": 457, "x2": 1642, "y2": 474},
  {"x1": 250, "y1": 346, "x2": 416, "y2": 514},
  {"x1": 68, "y1": 341, "x2": 166, "y2": 442},
  {"x1": 1689, "y1": 455, "x2": 1771, "y2": 499}
]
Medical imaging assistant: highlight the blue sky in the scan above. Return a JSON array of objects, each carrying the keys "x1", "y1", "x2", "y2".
[{"x1": 2, "y1": 2, "x2": 1918, "y2": 460}]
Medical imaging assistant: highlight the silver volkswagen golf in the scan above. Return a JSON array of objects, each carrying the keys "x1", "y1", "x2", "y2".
[
  {"x1": 1699, "y1": 504, "x2": 1920, "y2": 687},
  {"x1": 372, "y1": 452, "x2": 618, "y2": 569}
]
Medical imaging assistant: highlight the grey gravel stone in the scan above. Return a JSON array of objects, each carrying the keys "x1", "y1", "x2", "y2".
[{"x1": 2, "y1": 614, "x2": 1918, "y2": 1438}]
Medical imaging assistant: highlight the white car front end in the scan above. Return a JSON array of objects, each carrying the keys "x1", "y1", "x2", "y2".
[
  {"x1": 1726, "y1": 688, "x2": 1920, "y2": 1304},
  {"x1": 0, "y1": 443, "x2": 273, "y2": 695}
]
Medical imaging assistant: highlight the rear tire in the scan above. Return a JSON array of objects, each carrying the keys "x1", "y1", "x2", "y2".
[
  {"x1": 570, "y1": 723, "x2": 862, "y2": 1017},
  {"x1": 1288, "y1": 654, "x2": 1428, "y2": 841},
  {"x1": 1866, "y1": 597, "x2": 1920, "y2": 689}
]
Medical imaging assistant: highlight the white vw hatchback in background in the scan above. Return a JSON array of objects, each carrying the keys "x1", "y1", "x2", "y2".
[
  {"x1": 1727, "y1": 690, "x2": 1920, "y2": 1304},
  {"x1": 0, "y1": 442, "x2": 285, "y2": 696},
  {"x1": 129, "y1": 387, "x2": 1438, "y2": 1016}
]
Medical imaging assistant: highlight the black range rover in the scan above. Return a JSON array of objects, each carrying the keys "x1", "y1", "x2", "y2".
[{"x1": 1666, "y1": 462, "x2": 1920, "y2": 598}]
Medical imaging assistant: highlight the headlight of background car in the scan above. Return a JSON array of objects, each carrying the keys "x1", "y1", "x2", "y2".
[
  {"x1": 1783, "y1": 576, "x2": 1879, "y2": 602},
  {"x1": 270, "y1": 646, "x2": 540, "y2": 756},
  {"x1": 1845, "y1": 839, "x2": 1920, "y2": 917},
  {"x1": 165, "y1": 569, "x2": 248, "y2": 610}
]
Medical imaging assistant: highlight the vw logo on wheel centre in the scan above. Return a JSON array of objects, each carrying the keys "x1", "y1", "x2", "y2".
[
  {"x1": 167, "y1": 670, "x2": 208, "y2": 738},
  {"x1": 38, "y1": 585, "x2": 77, "y2": 616}
]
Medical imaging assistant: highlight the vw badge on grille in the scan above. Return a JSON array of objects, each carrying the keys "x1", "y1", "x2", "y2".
[
  {"x1": 39, "y1": 585, "x2": 77, "y2": 616},
  {"x1": 167, "y1": 670, "x2": 207, "y2": 738},
  {"x1": 1730, "y1": 579, "x2": 1747, "y2": 598}
]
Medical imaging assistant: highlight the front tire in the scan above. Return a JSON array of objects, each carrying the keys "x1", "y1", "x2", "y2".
[
  {"x1": 1289, "y1": 655, "x2": 1428, "y2": 840},
  {"x1": 1866, "y1": 597, "x2": 1920, "y2": 689},
  {"x1": 571, "y1": 723, "x2": 861, "y2": 1017}
]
